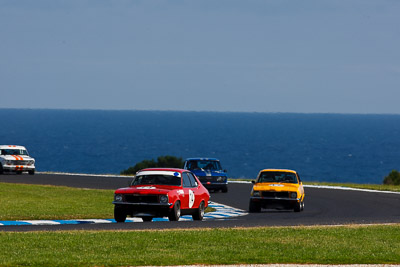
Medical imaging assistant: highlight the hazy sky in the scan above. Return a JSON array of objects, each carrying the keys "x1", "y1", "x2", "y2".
[{"x1": 1, "y1": 0, "x2": 399, "y2": 114}]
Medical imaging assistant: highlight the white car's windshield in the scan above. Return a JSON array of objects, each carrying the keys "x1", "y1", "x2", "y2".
[
  {"x1": 258, "y1": 172, "x2": 298, "y2": 184},
  {"x1": 131, "y1": 175, "x2": 181, "y2": 186},
  {"x1": 1, "y1": 149, "x2": 28, "y2": 156}
]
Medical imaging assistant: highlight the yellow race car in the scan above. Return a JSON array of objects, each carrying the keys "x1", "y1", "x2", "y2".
[{"x1": 249, "y1": 169, "x2": 305, "y2": 212}]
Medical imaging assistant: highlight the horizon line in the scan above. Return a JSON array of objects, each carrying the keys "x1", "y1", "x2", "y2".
[{"x1": 0, "y1": 107, "x2": 399, "y2": 116}]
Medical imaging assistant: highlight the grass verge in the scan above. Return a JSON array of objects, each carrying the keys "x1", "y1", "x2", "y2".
[
  {"x1": 0, "y1": 182, "x2": 113, "y2": 220},
  {"x1": 1, "y1": 225, "x2": 400, "y2": 265},
  {"x1": 0, "y1": 182, "x2": 214, "y2": 220}
]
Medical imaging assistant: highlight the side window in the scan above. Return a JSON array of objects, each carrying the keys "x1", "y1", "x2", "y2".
[
  {"x1": 297, "y1": 173, "x2": 301, "y2": 183},
  {"x1": 182, "y1": 173, "x2": 192, "y2": 188},
  {"x1": 187, "y1": 173, "x2": 198, "y2": 187}
]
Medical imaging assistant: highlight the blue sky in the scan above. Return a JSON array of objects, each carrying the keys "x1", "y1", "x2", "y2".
[{"x1": 1, "y1": 0, "x2": 399, "y2": 114}]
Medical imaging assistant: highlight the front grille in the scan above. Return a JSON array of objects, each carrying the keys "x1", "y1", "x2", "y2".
[
  {"x1": 198, "y1": 176, "x2": 224, "y2": 182},
  {"x1": 124, "y1": 195, "x2": 159, "y2": 203},
  {"x1": 10, "y1": 160, "x2": 28, "y2": 165},
  {"x1": 198, "y1": 176, "x2": 212, "y2": 180},
  {"x1": 261, "y1": 191, "x2": 290, "y2": 198}
]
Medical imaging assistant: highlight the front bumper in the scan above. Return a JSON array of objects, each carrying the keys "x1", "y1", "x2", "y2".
[
  {"x1": 113, "y1": 201, "x2": 173, "y2": 217},
  {"x1": 202, "y1": 182, "x2": 228, "y2": 190},
  {"x1": 2, "y1": 164, "x2": 35, "y2": 172},
  {"x1": 198, "y1": 176, "x2": 228, "y2": 190},
  {"x1": 250, "y1": 196, "x2": 300, "y2": 210}
]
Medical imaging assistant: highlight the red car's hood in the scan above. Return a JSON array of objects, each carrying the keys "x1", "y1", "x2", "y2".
[{"x1": 115, "y1": 185, "x2": 179, "y2": 195}]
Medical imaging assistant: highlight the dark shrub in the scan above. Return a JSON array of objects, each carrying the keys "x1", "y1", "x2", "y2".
[
  {"x1": 121, "y1": 156, "x2": 184, "y2": 175},
  {"x1": 383, "y1": 170, "x2": 400, "y2": 185}
]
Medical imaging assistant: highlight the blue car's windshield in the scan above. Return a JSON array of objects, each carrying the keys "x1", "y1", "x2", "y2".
[
  {"x1": 131, "y1": 175, "x2": 181, "y2": 186},
  {"x1": 258, "y1": 172, "x2": 298, "y2": 184},
  {"x1": 187, "y1": 160, "x2": 222, "y2": 171}
]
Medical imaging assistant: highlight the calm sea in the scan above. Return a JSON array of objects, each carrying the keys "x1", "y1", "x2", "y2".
[{"x1": 1, "y1": 109, "x2": 399, "y2": 184}]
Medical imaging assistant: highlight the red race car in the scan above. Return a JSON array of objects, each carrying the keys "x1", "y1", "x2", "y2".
[{"x1": 113, "y1": 168, "x2": 210, "y2": 222}]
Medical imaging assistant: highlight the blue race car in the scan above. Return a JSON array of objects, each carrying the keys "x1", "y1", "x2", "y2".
[{"x1": 183, "y1": 158, "x2": 228, "y2": 193}]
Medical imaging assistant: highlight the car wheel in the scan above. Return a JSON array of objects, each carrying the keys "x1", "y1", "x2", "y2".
[
  {"x1": 29, "y1": 170, "x2": 35, "y2": 175},
  {"x1": 192, "y1": 201, "x2": 205, "y2": 221},
  {"x1": 168, "y1": 201, "x2": 181, "y2": 221},
  {"x1": 221, "y1": 186, "x2": 228, "y2": 193},
  {"x1": 0, "y1": 164, "x2": 3, "y2": 175},
  {"x1": 301, "y1": 201, "x2": 305, "y2": 211},
  {"x1": 249, "y1": 200, "x2": 261, "y2": 213},
  {"x1": 294, "y1": 201, "x2": 302, "y2": 212},
  {"x1": 16, "y1": 171, "x2": 22, "y2": 175},
  {"x1": 141, "y1": 216, "x2": 153, "y2": 222},
  {"x1": 114, "y1": 206, "x2": 127, "y2": 223}
]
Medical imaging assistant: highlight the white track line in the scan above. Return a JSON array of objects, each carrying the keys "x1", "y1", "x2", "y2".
[{"x1": 228, "y1": 180, "x2": 400, "y2": 195}]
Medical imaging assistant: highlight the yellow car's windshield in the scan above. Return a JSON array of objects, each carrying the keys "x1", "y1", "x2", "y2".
[{"x1": 258, "y1": 172, "x2": 298, "y2": 184}]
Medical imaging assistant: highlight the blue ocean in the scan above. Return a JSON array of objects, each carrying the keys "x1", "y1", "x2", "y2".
[{"x1": 1, "y1": 109, "x2": 399, "y2": 184}]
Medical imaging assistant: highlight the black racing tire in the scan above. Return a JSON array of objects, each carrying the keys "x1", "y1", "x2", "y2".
[
  {"x1": 168, "y1": 201, "x2": 181, "y2": 221},
  {"x1": 301, "y1": 201, "x2": 305, "y2": 211},
  {"x1": 114, "y1": 206, "x2": 127, "y2": 223},
  {"x1": 29, "y1": 170, "x2": 35, "y2": 175},
  {"x1": 0, "y1": 164, "x2": 3, "y2": 175},
  {"x1": 249, "y1": 200, "x2": 261, "y2": 213},
  {"x1": 192, "y1": 201, "x2": 205, "y2": 221},
  {"x1": 221, "y1": 185, "x2": 228, "y2": 193},
  {"x1": 294, "y1": 201, "x2": 302, "y2": 212},
  {"x1": 141, "y1": 216, "x2": 153, "y2": 222}
]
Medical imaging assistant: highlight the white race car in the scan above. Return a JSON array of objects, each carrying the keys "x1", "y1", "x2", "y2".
[{"x1": 0, "y1": 145, "x2": 35, "y2": 175}]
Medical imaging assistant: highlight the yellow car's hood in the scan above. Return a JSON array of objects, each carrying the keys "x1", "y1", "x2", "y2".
[{"x1": 253, "y1": 182, "x2": 300, "y2": 192}]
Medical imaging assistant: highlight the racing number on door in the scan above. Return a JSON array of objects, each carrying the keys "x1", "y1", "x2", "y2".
[
  {"x1": 183, "y1": 172, "x2": 197, "y2": 209},
  {"x1": 188, "y1": 189, "x2": 195, "y2": 208}
]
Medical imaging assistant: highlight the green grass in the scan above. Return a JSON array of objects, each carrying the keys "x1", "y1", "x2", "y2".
[
  {"x1": 0, "y1": 182, "x2": 214, "y2": 221},
  {"x1": 0, "y1": 182, "x2": 114, "y2": 220},
  {"x1": 0, "y1": 225, "x2": 399, "y2": 266}
]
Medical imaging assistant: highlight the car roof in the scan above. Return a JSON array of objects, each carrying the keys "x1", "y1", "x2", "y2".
[
  {"x1": 139, "y1": 168, "x2": 188, "y2": 173},
  {"x1": 0, "y1": 145, "x2": 27, "y2": 150},
  {"x1": 185, "y1": 158, "x2": 220, "y2": 161},
  {"x1": 258, "y1": 169, "x2": 297, "y2": 174}
]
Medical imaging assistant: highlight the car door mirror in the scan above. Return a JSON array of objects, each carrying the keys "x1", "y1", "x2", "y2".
[{"x1": 251, "y1": 180, "x2": 256, "y2": 184}]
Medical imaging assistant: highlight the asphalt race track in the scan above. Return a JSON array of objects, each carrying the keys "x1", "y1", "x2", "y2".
[{"x1": 1, "y1": 173, "x2": 400, "y2": 232}]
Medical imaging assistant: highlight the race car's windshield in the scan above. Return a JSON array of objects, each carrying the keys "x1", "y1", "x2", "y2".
[
  {"x1": 258, "y1": 172, "x2": 298, "y2": 184},
  {"x1": 131, "y1": 175, "x2": 181, "y2": 186},
  {"x1": 0, "y1": 149, "x2": 28, "y2": 156},
  {"x1": 187, "y1": 160, "x2": 222, "y2": 171}
]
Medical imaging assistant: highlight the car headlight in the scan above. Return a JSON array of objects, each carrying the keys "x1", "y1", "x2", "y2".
[
  {"x1": 252, "y1": 191, "x2": 260, "y2": 197},
  {"x1": 114, "y1": 194, "x2": 123, "y2": 202},
  {"x1": 216, "y1": 176, "x2": 225, "y2": 182},
  {"x1": 160, "y1": 195, "x2": 168, "y2": 203},
  {"x1": 290, "y1": 192, "x2": 297, "y2": 199}
]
